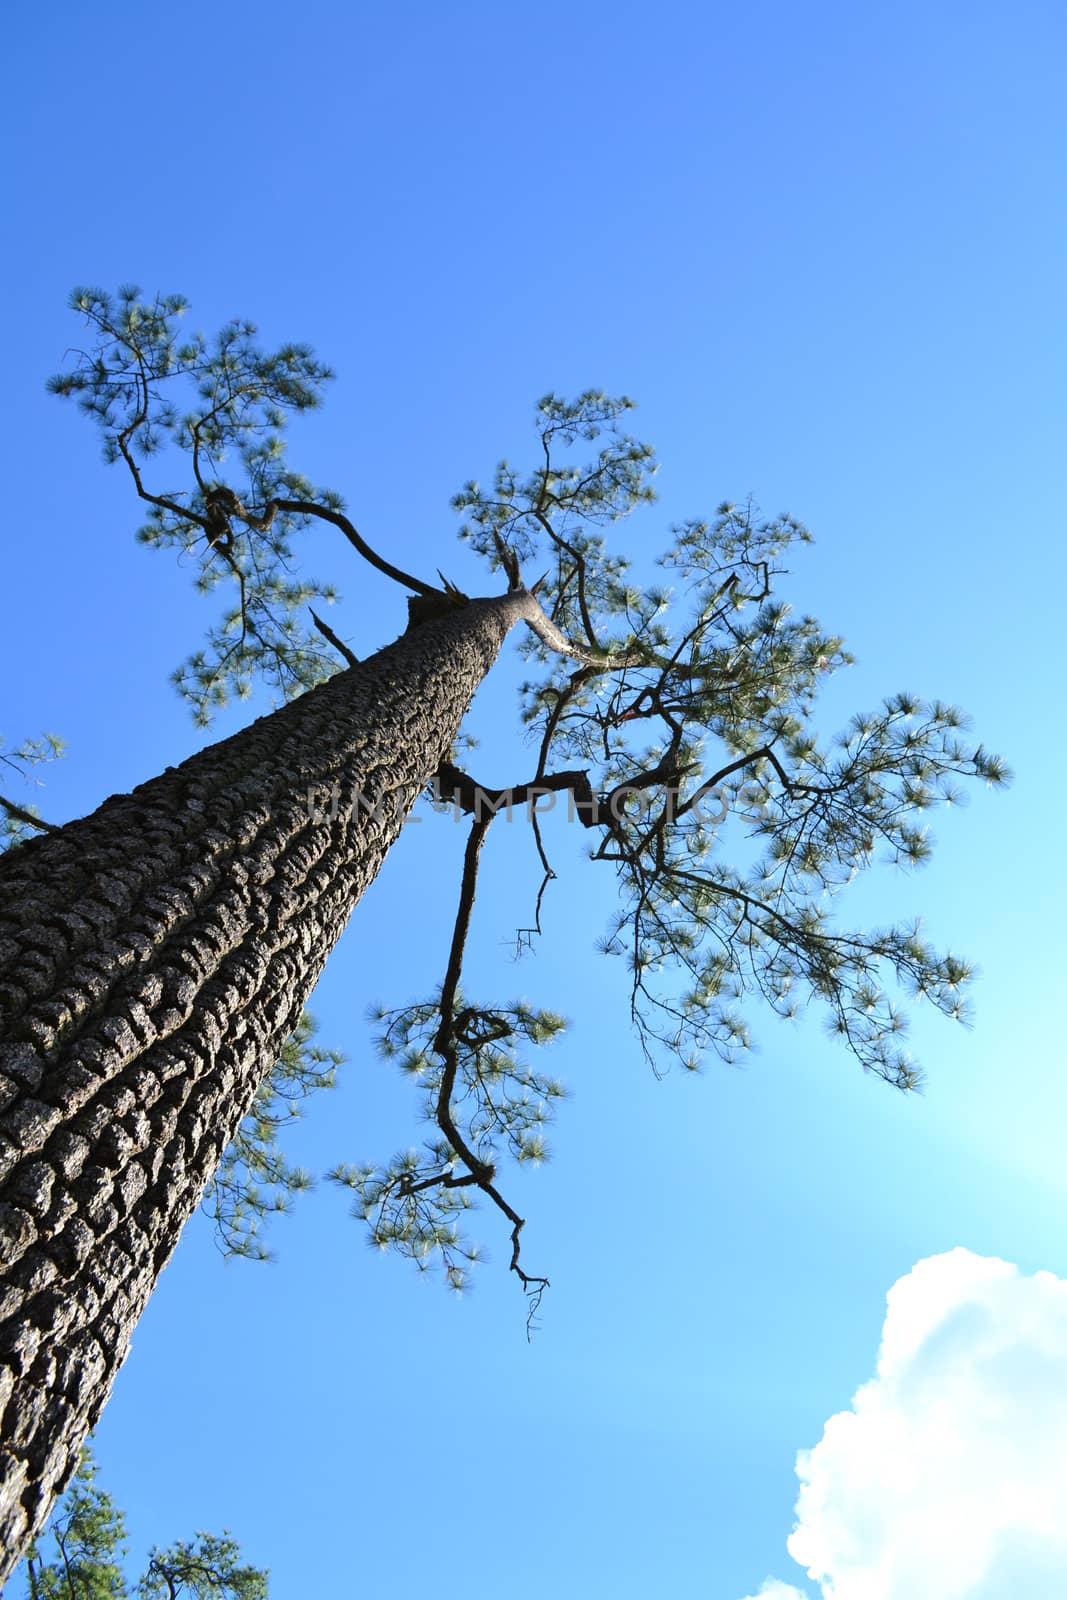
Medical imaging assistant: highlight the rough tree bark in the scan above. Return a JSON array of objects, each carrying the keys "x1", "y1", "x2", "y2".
[{"x1": 0, "y1": 592, "x2": 525, "y2": 1579}]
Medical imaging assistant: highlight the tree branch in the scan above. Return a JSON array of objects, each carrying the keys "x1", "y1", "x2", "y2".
[
  {"x1": 260, "y1": 498, "x2": 439, "y2": 597},
  {"x1": 308, "y1": 607, "x2": 359, "y2": 669},
  {"x1": 434, "y1": 761, "x2": 601, "y2": 827},
  {"x1": 426, "y1": 816, "x2": 550, "y2": 1322},
  {"x1": 0, "y1": 795, "x2": 60, "y2": 834}
]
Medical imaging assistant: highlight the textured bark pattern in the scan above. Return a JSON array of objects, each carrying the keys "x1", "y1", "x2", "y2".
[{"x1": 0, "y1": 593, "x2": 521, "y2": 1579}]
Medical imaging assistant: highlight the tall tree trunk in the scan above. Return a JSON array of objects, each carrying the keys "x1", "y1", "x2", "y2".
[{"x1": 0, "y1": 592, "x2": 523, "y2": 1579}]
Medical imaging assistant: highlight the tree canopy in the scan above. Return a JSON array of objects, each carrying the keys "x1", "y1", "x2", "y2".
[{"x1": 37, "y1": 284, "x2": 1009, "y2": 1305}]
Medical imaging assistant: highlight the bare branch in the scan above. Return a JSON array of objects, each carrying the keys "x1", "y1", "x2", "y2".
[
  {"x1": 491, "y1": 529, "x2": 522, "y2": 589},
  {"x1": 434, "y1": 760, "x2": 601, "y2": 827},
  {"x1": 264, "y1": 498, "x2": 438, "y2": 597},
  {"x1": 308, "y1": 607, "x2": 359, "y2": 669}
]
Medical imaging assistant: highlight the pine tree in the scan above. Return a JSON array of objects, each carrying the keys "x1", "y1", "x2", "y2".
[
  {"x1": 17, "y1": 1442, "x2": 268, "y2": 1599},
  {"x1": 0, "y1": 288, "x2": 1008, "y2": 1579}
]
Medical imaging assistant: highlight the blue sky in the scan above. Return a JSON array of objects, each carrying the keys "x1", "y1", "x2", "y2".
[{"x1": 4, "y1": 3, "x2": 1066, "y2": 1595}]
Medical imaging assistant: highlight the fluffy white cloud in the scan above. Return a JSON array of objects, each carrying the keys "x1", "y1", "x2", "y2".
[
  {"x1": 736, "y1": 1582, "x2": 811, "y2": 1600},
  {"x1": 744, "y1": 1248, "x2": 1067, "y2": 1600}
]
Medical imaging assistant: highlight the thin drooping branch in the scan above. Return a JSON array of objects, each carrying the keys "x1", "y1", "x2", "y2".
[
  {"x1": 424, "y1": 815, "x2": 549, "y2": 1322},
  {"x1": 435, "y1": 722, "x2": 696, "y2": 966},
  {"x1": 433, "y1": 817, "x2": 492, "y2": 1072}
]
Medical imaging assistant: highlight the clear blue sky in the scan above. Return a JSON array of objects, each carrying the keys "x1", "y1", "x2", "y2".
[{"x1": 4, "y1": 3, "x2": 1066, "y2": 1596}]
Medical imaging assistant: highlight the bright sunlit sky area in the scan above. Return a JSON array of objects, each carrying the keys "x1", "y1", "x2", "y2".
[{"x1": 4, "y1": 4, "x2": 1067, "y2": 1596}]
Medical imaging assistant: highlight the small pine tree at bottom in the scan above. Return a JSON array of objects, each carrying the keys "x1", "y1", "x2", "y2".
[{"x1": 17, "y1": 1445, "x2": 269, "y2": 1600}]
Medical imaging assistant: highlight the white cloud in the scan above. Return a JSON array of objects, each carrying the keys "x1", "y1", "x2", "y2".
[
  {"x1": 736, "y1": 1582, "x2": 811, "y2": 1600},
  {"x1": 742, "y1": 1248, "x2": 1067, "y2": 1600}
]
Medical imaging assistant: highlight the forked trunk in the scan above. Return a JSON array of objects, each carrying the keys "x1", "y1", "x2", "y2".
[{"x1": 0, "y1": 593, "x2": 522, "y2": 1578}]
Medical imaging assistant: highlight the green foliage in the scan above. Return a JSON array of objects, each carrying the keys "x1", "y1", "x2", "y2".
[
  {"x1": 452, "y1": 406, "x2": 1010, "y2": 1089},
  {"x1": 204, "y1": 1012, "x2": 344, "y2": 1261},
  {"x1": 329, "y1": 996, "x2": 566, "y2": 1289},
  {"x1": 18, "y1": 1447, "x2": 269, "y2": 1600},
  {"x1": 49, "y1": 287, "x2": 342, "y2": 723},
  {"x1": 0, "y1": 732, "x2": 65, "y2": 850},
  {"x1": 135, "y1": 1535, "x2": 268, "y2": 1600},
  {"x1": 453, "y1": 390, "x2": 650, "y2": 652},
  {"x1": 22, "y1": 1448, "x2": 126, "y2": 1600},
  {"x1": 51, "y1": 291, "x2": 1010, "y2": 1294}
]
